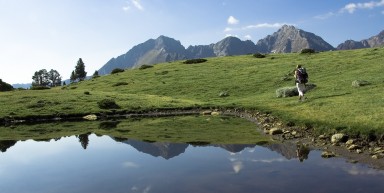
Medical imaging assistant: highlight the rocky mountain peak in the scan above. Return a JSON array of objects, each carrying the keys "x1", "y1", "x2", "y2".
[
  {"x1": 337, "y1": 30, "x2": 384, "y2": 50},
  {"x1": 256, "y1": 25, "x2": 334, "y2": 53}
]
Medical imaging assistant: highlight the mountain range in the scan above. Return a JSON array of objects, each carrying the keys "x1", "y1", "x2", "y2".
[{"x1": 98, "y1": 25, "x2": 384, "y2": 75}]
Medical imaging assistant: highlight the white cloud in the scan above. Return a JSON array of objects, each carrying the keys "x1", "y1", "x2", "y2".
[
  {"x1": 123, "y1": 0, "x2": 144, "y2": 12},
  {"x1": 132, "y1": 0, "x2": 144, "y2": 11},
  {"x1": 227, "y1": 16, "x2": 239, "y2": 25},
  {"x1": 244, "y1": 35, "x2": 252, "y2": 40},
  {"x1": 341, "y1": 0, "x2": 384, "y2": 13},
  {"x1": 314, "y1": 12, "x2": 335, "y2": 20},
  {"x1": 244, "y1": 23, "x2": 290, "y2": 29}
]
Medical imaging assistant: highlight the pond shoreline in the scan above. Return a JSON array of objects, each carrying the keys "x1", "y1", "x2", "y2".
[{"x1": 1, "y1": 107, "x2": 383, "y2": 169}]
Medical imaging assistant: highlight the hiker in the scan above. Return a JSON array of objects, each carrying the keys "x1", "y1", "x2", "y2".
[{"x1": 294, "y1": 65, "x2": 308, "y2": 101}]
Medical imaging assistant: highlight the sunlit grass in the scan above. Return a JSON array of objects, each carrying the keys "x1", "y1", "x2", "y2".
[{"x1": 1, "y1": 47, "x2": 384, "y2": 136}]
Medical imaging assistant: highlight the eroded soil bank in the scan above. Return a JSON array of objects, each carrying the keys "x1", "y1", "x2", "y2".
[{"x1": 1, "y1": 107, "x2": 383, "y2": 169}]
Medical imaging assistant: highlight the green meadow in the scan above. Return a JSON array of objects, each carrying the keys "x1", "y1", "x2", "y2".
[{"x1": 1, "y1": 47, "x2": 383, "y2": 137}]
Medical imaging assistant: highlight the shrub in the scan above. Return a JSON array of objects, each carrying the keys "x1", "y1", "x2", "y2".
[
  {"x1": 183, "y1": 59, "x2": 207, "y2": 64},
  {"x1": 97, "y1": 99, "x2": 120, "y2": 109},
  {"x1": 30, "y1": 86, "x2": 50, "y2": 90},
  {"x1": 253, "y1": 53, "x2": 266, "y2": 58},
  {"x1": 113, "y1": 82, "x2": 129, "y2": 87},
  {"x1": 139, "y1": 64, "x2": 154, "y2": 70},
  {"x1": 300, "y1": 48, "x2": 316, "y2": 54},
  {"x1": 111, "y1": 68, "x2": 125, "y2": 74}
]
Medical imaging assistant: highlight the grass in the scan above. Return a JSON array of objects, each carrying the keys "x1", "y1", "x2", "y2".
[
  {"x1": 0, "y1": 115, "x2": 270, "y2": 144},
  {"x1": 1, "y1": 47, "x2": 384, "y2": 137}
]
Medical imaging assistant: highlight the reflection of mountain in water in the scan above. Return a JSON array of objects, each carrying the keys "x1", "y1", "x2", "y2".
[
  {"x1": 120, "y1": 139, "x2": 189, "y2": 159},
  {"x1": 213, "y1": 144, "x2": 256, "y2": 153},
  {"x1": 118, "y1": 138, "x2": 258, "y2": 159},
  {"x1": 264, "y1": 142, "x2": 300, "y2": 160}
]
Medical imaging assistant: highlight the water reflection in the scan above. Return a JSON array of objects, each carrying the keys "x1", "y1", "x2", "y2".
[{"x1": 1, "y1": 134, "x2": 384, "y2": 193}]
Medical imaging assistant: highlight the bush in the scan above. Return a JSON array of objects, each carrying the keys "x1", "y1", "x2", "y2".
[
  {"x1": 30, "y1": 86, "x2": 50, "y2": 90},
  {"x1": 112, "y1": 82, "x2": 129, "y2": 87},
  {"x1": 300, "y1": 48, "x2": 316, "y2": 54},
  {"x1": 97, "y1": 99, "x2": 120, "y2": 109},
  {"x1": 0, "y1": 79, "x2": 13, "y2": 91},
  {"x1": 253, "y1": 53, "x2": 266, "y2": 58},
  {"x1": 183, "y1": 59, "x2": 207, "y2": 64},
  {"x1": 111, "y1": 68, "x2": 125, "y2": 74},
  {"x1": 139, "y1": 64, "x2": 154, "y2": 70}
]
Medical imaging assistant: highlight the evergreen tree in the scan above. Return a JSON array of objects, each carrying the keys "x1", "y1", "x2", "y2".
[
  {"x1": 75, "y1": 58, "x2": 87, "y2": 81},
  {"x1": 92, "y1": 70, "x2": 99, "y2": 78},
  {"x1": 70, "y1": 70, "x2": 77, "y2": 83}
]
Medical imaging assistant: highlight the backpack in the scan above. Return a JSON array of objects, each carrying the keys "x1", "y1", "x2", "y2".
[{"x1": 297, "y1": 68, "x2": 308, "y2": 84}]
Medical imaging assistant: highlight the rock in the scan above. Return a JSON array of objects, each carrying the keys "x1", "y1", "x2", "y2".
[
  {"x1": 318, "y1": 135, "x2": 327, "y2": 140},
  {"x1": 331, "y1": 133, "x2": 348, "y2": 143},
  {"x1": 372, "y1": 154, "x2": 383, "y2": 159},
  {"x1": 201, "y1": 110, "x2": 212, "y2": 115},
  {"x1": 321, "y1": 151, "x2": 336, "y2": 158},
  {"x1": 346, "y1": 139, "x2": 355, "y2": 145},
  {"x1": 356, "y1": 149, "x2": 363, "y2": 154},
  {"x1": 269, "y1": 128, "x2": 283, "y2": 135},
  {"x1": 211, "y1": 111, "x2": 221, "y2": 116},
  {"x1": 83, "y1": 114, "x2": 97, "y2": 121},
  {"x1": 347, "y1": 144, "x2": 360, "y2": 150}
]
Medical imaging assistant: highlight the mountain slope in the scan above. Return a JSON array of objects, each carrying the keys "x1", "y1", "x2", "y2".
[
  {"x1": 98, "y1": 36, "x2": 258, "y2": 75},
  {"x1": 255, "y1": 25, "x2": 334, "y2": 53},
  {"x1": 98, "y1": 36, "x2": 187, "y2": 75},
  {"x1": 337, "y1": 30, "x2": 384, "y2": 50}
]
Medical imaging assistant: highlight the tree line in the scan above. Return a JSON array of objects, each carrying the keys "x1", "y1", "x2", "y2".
[
  {"x1": 1, "y1": 58, "x2": 101, "y2": 92},
  {"x1": 32, "y1": 58, "x2": 88, "y2": 88}
]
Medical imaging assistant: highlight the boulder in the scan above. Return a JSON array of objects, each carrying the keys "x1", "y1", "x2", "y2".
[
  {"x1": 331, "y1": 133, "x2": 348, "y2": 143},
  {"x1": 83, "y1": 114, "x2": 97, "y2": 121},
  {"x1": 269, "y1": 128, "x2": 283, "y2": 135},
  {"x1": 321, "y1": 151, "x2": 336, "y2": 158}
]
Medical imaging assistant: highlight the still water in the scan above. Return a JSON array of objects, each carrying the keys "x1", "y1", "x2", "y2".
[{"x1": 0, "y1": 134, "x2": 383, "y2": 193}]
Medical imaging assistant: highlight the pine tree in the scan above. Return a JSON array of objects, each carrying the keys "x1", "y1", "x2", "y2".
[
  {"x1": 75, "y1": 58, "x2": 87, "y2": 81},
  {"x1": 70, "y1": 70, "x2": 77, "y2": 83}
]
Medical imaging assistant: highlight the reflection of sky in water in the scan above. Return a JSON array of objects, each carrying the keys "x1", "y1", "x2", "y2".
[{"x1": 0, "y1": 134, "x2": 383, "y2": 193}]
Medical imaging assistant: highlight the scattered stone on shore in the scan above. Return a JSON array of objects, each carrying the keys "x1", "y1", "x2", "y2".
[
  {"x1": 372, "y1": 154, "x2": 383, "y2": 159},
  {"x1": 269, "y1": 128, "x2": 283, "y2": 135},
  {"x1": 346, "y1": 139, "x2": 355, "y2": 145},
  {"x1": 201, "y1": 110, "x2": 212, "y2": 115},
  {"x1": 321, "y1": 151, "x2": 336, "y2": 158},
  {"x1": 83, "y1": 114, "x2": 97, "y2": 121},
  {"x1": 347, "y1": 144, "x2": 361, "y2": 151},
  {"x1": 211, "y1": 111, "x2": 221, "y2": 116},
  {"x1": 331, "y1": 133, "x2": 348, "y2": 144}
]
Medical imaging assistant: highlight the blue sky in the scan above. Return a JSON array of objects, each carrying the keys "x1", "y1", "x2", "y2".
[{"x1": 1, "y1": 0, "x2": 383, "y2": 84}]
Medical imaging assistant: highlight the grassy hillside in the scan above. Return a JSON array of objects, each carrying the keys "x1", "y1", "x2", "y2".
[{"x1": 1, "y1": 47, "x2": 383, "y2": 136}]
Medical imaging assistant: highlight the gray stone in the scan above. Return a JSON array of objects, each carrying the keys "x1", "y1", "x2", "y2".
[
  {"x1": 331, "y1": 133, "x2": 348, "y2": 143},
  {"x1": 269, "y1": 128, "x2": 283, "y2": 135}
]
